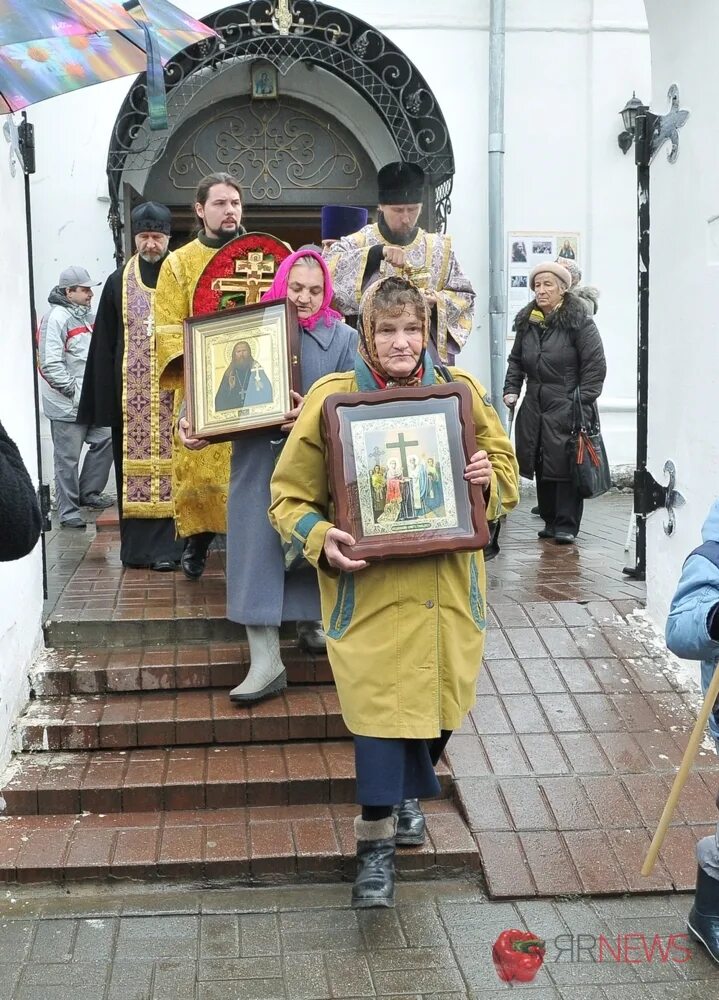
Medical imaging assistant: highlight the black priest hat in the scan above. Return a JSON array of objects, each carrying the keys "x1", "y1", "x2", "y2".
[
  {"x1": 131, "y1": 201, "x2": 172, "y2": 236},
  {"x1": 377, "y1": 162, "x2": 425, "y2": 205}
]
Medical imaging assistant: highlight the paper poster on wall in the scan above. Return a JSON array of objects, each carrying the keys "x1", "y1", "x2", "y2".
[{"x1": 506, "y1": 231, "x2": 581, "y2": 337}]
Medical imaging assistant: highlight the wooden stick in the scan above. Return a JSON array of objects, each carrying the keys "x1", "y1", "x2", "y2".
[{"x1": 642, "y1": 663, "x2": 719, "y2": 876}]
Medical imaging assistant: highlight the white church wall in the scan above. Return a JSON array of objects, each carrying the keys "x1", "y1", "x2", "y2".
[
  {"x1": 0, "y1": 150, "x2": 44, "y2": 769},
  {"x1": 587, "y1": 23, "x2": 651, "y2": 467},
  {"x1": 643, "y1": 0, "x2": 719, "y2": 629},
  {"x1": 25, "y1": 0, "x2": 649, "y2": 474}
]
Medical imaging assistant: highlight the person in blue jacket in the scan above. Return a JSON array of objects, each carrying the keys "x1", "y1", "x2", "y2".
[{"x1": 666, "y1": 498, "x2": 719, "y2": 963}]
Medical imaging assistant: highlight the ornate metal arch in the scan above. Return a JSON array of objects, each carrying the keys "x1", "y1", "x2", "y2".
[{"x1": 107, "y1": 0, "x2": 455, "y2": 261}]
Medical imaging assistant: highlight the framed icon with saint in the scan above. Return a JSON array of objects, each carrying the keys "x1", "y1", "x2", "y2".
[
  {"x1": 322, "y1": 382, "x2": 489, "y2": 561},
  {"x1": 184, "y1": 298, "x2": 301, "y2": 441}
]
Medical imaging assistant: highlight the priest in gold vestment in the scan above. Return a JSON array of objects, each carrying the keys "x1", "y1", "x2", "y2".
[{"x1": 155, "y1": 172, "x2": 246, "y2": 578}]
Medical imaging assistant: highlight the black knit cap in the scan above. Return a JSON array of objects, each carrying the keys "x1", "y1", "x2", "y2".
[
  {"x1": 131, "y1": 201, "x2": 172, "y2": 236},
  {"x1": 377, "y1": 162, "x2": 425, "y2": 205}
]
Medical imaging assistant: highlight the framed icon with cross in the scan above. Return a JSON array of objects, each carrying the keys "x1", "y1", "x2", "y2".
[{"x1": 322, "y1": 383, "x2": 489, "y2": 560}]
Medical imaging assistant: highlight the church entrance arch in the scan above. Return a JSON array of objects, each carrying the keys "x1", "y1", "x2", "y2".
[{"x1": 107, "y1": 1, "x2": 456, "y2": 262}]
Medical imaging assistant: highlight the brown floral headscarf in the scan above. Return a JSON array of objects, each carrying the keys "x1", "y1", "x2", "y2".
[{"x1": 357, "y1": 276, "x2": 431, "y2": 387}]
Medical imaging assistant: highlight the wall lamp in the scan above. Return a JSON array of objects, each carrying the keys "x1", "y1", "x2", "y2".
[{"x1": 618, "y1": 92, "x2": 648, "y2": 153}]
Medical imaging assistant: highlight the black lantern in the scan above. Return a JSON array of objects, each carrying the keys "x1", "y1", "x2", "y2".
[{"x1": 618, "y1": 93, "x2": 648, "y2": 153}]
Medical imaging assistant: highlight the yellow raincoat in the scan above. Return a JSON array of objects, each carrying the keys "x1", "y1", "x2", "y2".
[{"x1": 269, "y1": 357, "x2": 519, "y2": 740}]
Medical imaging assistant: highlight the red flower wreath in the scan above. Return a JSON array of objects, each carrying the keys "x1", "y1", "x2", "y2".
[{"x1": 192, "y1": 233, "x2": 292, "y2": 315}]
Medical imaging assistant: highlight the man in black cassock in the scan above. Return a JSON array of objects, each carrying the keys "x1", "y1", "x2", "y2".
[{"x1": 78, "y1": 202, "x2": 184, "y2": 571}]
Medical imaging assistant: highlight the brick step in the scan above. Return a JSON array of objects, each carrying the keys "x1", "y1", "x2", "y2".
[
  {"x1": 0, "y1": 743, "x2": 454, "y2": 815},
  {"x1": 17, "y1": 687, "x2": 349, "y2": 752},
  {"x1": 44, "y1": 609, "x2": 323, "y2": 649},
  {"x1": 0, "y1": 799, "x2": 478, "y2": 885},
  {"x1": 94, "y1": 505, "x2": 120, "y2": 531},
  {"x1": 32, "y1": 643, "x2": 333, "y2": 697}
]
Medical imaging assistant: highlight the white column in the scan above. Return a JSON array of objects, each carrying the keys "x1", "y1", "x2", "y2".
[{"x1": 643, "y1": 0, "x2": 719, "y2": 623}]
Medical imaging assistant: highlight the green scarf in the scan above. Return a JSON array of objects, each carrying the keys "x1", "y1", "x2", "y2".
[{"x1": 529, "y1": 297, "x2": 564, "y2": 325}]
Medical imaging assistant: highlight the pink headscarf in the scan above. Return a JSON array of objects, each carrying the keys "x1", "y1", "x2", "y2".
[{"x1": 261, "y1": 248, "x2": 343, "y2": 331}]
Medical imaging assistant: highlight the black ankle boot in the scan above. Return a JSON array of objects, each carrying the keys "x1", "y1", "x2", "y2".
[
  {"x1": 394, "y1": 799, "x2": 426, "y2": 846},
  {"x1": 181, "y1": 532, "x2": 214, "y2": 580},
  {"x1": 351, "y1": 816, "x2": 396, "y2": 909},
  {"x1": 688, "y1": 866, "x2": 719, "y2": 963}
]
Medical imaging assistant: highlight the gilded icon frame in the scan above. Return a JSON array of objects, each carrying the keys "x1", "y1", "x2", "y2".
[{"x1": 184, "y1": 299, "x2": 301, "y2": 441}]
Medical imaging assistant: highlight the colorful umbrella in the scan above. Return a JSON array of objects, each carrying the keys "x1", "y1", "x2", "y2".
[
  {"x1": 0, "y1": 0, "x2": 218, "y2": 128},
  {"x1": 0, "y1": 0, "x2": 136, "y2": 47}
]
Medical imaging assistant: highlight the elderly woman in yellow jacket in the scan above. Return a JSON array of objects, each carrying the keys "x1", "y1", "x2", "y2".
[{"x1": 269, "y1": 277, "x2": 519, "y2": 909}]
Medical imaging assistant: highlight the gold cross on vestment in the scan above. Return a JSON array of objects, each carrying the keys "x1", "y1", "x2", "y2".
[{"x1": 211, "y1": 251, "x2": 278, "y2": 305}]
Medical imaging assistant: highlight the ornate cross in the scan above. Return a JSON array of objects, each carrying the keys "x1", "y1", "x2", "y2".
[
  {"x1": 271, "y1": 0, "x2": 293, "y2": 35},
  {"x1": 211, "y1": 251, "x2": 277, "y2": 305},
  {"x1": 251, "y1": 361, "x2": 264, "y2": 389},
  {"x1": 386, "y1": 432, "x2": 419, "y2": 478},
  {"x1": 143, "y1": 312, "x2": 154, "y2": 338}
]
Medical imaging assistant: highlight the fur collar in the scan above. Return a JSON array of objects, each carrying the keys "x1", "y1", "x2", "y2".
[
  {"x1": 576, "y1": 285, "x2": 600, "y2": 314},
  {"x1": 513, "y1": 291, "x2": 589, "y2": 334}
]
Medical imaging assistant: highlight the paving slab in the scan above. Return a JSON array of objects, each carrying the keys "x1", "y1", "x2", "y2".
[
  {"x1": 0, "y1": 882, "x2": 717, "y2": 999},
  {"x1": 25, "y1": 492, "x2": 719, "y2": 902}
]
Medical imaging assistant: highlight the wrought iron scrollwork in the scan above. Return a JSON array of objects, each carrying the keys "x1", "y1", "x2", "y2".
[
  {"x1": 168, "y1": 100, "x2": 364, "y2": 201},
  {"x1": 107, "y1": 0, "x2": 455, "y2": 262},
  {"x1": 650, "y1": 85, "x2": 690, "y2": 165},
  {"x1": 434, "y1": 177, "x2": 453, "y2": 234}
]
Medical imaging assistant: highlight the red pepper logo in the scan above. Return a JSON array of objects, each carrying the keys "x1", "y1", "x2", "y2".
[{"x1": 492, "y1": 929, "x2": 546, "y2": 983}]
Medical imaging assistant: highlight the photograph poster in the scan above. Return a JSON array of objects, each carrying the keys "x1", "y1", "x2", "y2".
[{"x1": 506, "y1": 231, "x2": 581, "y2": 337}]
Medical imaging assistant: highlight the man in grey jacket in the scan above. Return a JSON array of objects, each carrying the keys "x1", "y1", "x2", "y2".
[{"x1": 38, "y1": 266, "x2": 113, "y2": 528}]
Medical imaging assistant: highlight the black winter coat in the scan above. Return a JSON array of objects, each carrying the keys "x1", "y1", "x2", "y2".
[
  {"x1": 0, "y1": 420, "x2": 42, "y2": 561},
  {"x1": 503, "y1": 293, "x2": 607, "y2": 481}
]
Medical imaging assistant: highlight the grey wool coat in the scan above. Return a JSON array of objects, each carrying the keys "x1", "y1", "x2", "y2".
[
  {"x1": 503, "y1": 292, "x2": 606, "y2": 482},
  {"x1": 226, "y1": 317, "x2": 358, "y2": 625}
]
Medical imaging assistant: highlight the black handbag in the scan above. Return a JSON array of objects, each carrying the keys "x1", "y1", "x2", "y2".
[{"x1": 567, "y1": 388, "x2": 611, "y2": 499}]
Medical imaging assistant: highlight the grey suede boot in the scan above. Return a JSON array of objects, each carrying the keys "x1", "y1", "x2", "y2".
[
  {"x1": 351, "y1": 815, "x2": 397, "y2": 909},
  {"x1": 229, "y1": 626, "x2": 287, "y2": 704}
]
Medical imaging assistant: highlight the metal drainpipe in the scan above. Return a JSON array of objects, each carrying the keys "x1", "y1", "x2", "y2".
[{"x1": 488, "y1": 0, "x2": 507, "y2": 425}]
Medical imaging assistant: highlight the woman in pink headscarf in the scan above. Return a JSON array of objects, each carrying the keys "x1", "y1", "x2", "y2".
[{"x1": 227, "y1": 248, "x2": 358, "y2": 704}]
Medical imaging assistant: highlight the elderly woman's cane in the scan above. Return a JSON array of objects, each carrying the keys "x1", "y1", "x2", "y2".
[{"x1": 642, "y1": 664, "x2": 719, "y2": 876}]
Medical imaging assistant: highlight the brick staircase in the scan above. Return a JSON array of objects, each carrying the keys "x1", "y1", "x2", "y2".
[{"x1": 0, "y1": 639, "x2": 479, "y2": 885}]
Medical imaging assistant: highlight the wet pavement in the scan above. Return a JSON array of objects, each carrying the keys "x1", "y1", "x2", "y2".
[
  {"x1": 5, "y1": 489, "x2": 719, "y2": 994},
  {"x1": 1, "y1": 879, "x2": 718, "y2": 999},
  {"x1": 26, "y1": 491, "x2": 719, "y2": 896}
]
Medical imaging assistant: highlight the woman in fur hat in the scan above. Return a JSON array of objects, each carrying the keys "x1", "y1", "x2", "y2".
[{"x1": 503, "y1": 262, "x2": 606, "y2": 544}]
